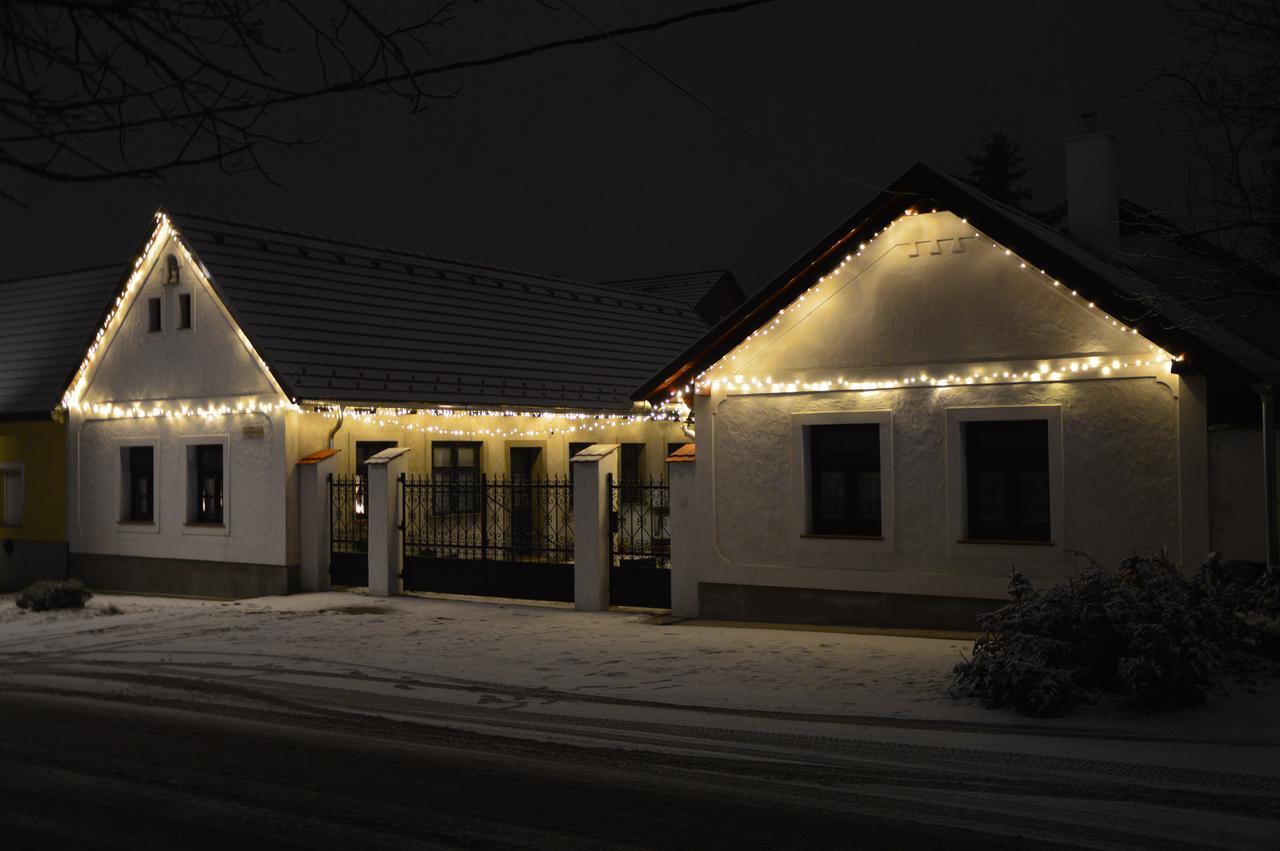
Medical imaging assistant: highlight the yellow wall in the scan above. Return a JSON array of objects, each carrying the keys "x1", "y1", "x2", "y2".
[{"x1": 0, "y1": 419, "x2": 66, "y2": 541}]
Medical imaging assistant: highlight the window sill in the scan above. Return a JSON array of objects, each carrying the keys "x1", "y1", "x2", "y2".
[
  {"x1": 801, "y1": 533, "x2": 884, "y2": 541},
  {"x1": 117, "y1": 520, "x2": 156, "y2": 526},
  {"x1": 957, "y1": 538, "x2": 1054, "y2": 546},
  {"x1": 185, "y1": 522, "x2": 225, "y2": 528}
]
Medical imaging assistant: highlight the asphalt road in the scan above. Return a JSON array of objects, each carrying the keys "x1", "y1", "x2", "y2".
[
  {"x1": 0, "y1": 687, "x2": 1078, "y2": 851},
  {"x1": 2, "y1": 675, "x2": 1278, "y2": 851}
]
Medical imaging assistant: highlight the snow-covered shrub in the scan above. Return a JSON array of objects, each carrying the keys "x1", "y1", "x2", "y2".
[
  {"x1": 15, "y1": 579, "x2": 93, "y2": 612},
  {"x1": 952, "y1": 553, "x2": 1238, "y2": 716}
]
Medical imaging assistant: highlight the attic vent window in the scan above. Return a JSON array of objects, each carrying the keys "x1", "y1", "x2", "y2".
[
  {"x1": 164, "y1": 254, "x2": 180, "y2": 285},
  {"x1": 147, "y1": 297, "x2": 162, "y2": 332}
]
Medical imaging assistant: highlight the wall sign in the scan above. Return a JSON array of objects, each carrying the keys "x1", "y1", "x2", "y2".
[{"x1": 242, "y1": 424, "x2": 265, "y2": 440}]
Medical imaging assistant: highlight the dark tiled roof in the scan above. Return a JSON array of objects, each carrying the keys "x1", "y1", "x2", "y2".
[
  {"x1": 599, "y1": 270, "x2": 733, "y2": 306},
  {"x1": 170, "y1": 211, "x2": 713, "y2": 411},
  {"x1": 634, "y1": 162, "x2": 1280, "y2": 402},
  {"x1": 0, "y1": 265, "x2": 123, "y2": 419}
]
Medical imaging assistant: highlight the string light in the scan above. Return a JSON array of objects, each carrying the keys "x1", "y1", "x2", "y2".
[{"x1": 674, "y1": 210, "x2": 1186, "y2": 401}]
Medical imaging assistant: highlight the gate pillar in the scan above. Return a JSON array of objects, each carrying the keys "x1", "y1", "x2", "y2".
[
  {"x1": 298, "y1": 448, "x2": 340, "y2": 593},
  {"x1": 571, "y1": 444, "x2": 619, "y2": 611},
  {"x1": 666, "y1": 445, "x2": 697, "y2": 617},
  {"x1": 367, "y1": 447, "x2": 411, "y2": 597}
]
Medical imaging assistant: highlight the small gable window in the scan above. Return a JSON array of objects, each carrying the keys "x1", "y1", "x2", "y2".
[
  {"x1": 147, "y1": 297, "x2": 162, "y2": 332},
  {"x1": 178, "y1": 293, "x2": 193, "y2": 329}
]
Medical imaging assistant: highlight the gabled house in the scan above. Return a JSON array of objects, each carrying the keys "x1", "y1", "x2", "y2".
[
  {"x1": 1, "y1": 265, "x2": 123, "y2": 589},
  {"x1": 636, "y1": 134, "x2": 1280, "y2": 629},
  {"x1": 62, "y1": 210, "x2": 726, "y2": 597}
]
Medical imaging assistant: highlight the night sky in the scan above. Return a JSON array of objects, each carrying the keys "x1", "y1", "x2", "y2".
[{"x1": 1, "y1": 1, "x2": 1192, "y2": 291}]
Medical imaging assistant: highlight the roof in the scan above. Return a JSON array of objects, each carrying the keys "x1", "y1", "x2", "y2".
[
  {"x1": 0, "y1": 264, "x2": 125, "y2": 419},
  {"x1": 633, "y1": 161, "x2": 1280, "y2": 402},
  {"x1": 168, "y1": 211, "x2": 714, "y2": 412},
  {"x1": 600, "y1": 270, "x2": 733, "y2": 305}
]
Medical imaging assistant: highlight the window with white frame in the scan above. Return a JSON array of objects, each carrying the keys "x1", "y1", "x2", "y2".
[
  {"x1": 0, "y1": 464, "x2": 23, "y2": 527},
  {"x1": 791, "y1": 410, "x2": 894, "y2": 549},
  {"x1": 948, "y1": 406, "x2": 1063, "y2": 550},
  {"x1": 121, "y1": 445, "x2": 155, "y2": 522}
]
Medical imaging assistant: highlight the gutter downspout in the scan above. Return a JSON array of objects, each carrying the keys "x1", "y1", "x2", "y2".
[
  {"x1": 1255, "y1": 384, "x2": 1278, "y2": 567},
  {"x1": 326, "y1": 406, "x2": 344, "y2": 450}
]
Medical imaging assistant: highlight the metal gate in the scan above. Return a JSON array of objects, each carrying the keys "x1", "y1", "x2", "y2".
[
  {"x1": 329, "y1": 473, "x2": 369, "y2": 586},
  {"x1": 608, "y1": 473, "x2": 671, "y2": 609},
  {"x1": 401, "y1": 473, "x2": 574, "y2": 602}
]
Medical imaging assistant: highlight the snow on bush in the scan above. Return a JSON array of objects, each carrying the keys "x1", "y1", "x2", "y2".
[
  {"x1": 15, "y1": 579, "x2": 94, "y2": 612},
  {"x1": 951, "y1": 552, "x2": 1254, "y2": 717}
]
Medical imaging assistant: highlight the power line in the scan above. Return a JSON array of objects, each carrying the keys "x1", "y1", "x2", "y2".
[{"x1": 558, "y1": 0, "x2": 911, "y2": 195}]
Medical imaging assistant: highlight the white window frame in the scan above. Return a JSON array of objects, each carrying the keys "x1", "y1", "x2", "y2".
[
  {"x1": 180, "y1": 434, "x2": 230, "y2": 536},
  {"x1": 789, "y1": 410, "x2": 895, "y2": 556},
  {"x1": 946, "y1": 405, "x2": 1064, "y2": 560},
  {"x1": 116, "y1": 437, "x2": 160, "y2": 533},
  {"x1": 1, "y1": 463, "x2": 24, "y2": 528}
]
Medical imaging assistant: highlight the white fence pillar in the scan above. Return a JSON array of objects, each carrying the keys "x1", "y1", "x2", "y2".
[
  {"x1": 367, "y1": 447, "x2": 410, "y2": 597},
  {"x1": 298, "y1": 449, "x2": 340, "y2": 592},
  {"x1": 666, "y1": 446, "x2": 697, "y2": 617},
  {"x1": 572, "y1": 444, "x2": 618, "y2": 611}
]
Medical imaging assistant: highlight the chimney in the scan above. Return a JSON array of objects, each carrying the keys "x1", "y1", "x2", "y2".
[{"x1": 1064, "y1": 112, "x2": 1119, "y2": 252}]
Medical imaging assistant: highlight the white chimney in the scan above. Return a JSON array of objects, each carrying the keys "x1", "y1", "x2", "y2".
[{"x1": 1064, "y1": 113, "x2": 1119, "y2": 252}]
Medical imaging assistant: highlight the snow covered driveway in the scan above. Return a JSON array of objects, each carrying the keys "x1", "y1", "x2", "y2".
[{"x1": 2, "y1": 590, "x2": 1278, "y2": 848}]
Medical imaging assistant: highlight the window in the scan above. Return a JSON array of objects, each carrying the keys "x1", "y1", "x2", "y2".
[
  {"x1": 193, "y1": 445, "x2": 224, "y2": 524},
  {"x1": 620, "y1": 443, "x2": 644, "y2": 503},
  {"x1": 0, "y1": 464, "x2": 23, "y2": 527},
  {"x1": 808, "y1": 424, "x2": 881, "y2": 536},
  {"x1": 432, "y1": 441, "x2": 481, "y2": 513},
  {"x1": 178, "y1": 293, "x2": 192, "y2": 329},
  {"x1": 147, "y1": 297, "x2": 162, "y2": 332},
  {"x1": 124, "y1": 446, "x2": 154, "y2": 522},
  {"x1": 963, "y1": 420, "x2": 1050, "y2": 542}
]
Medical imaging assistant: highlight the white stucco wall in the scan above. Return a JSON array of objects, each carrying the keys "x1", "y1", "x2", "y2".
[
  {"x1": 689, "y1": 210, "x2": 1188, "y2": 601},
  {"x1": 68, "y1": 231, "x2": 291, "y2": 566}
]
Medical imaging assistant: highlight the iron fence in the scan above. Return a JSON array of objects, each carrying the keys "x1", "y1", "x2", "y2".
[
  {"x1": 329, "y1": 473, "x2": 368, "y2": 554},
  {"x1": 401, "y1": 473, "x2": 574, "y2": 564},
  {"x1": 608, "y1": 474, "x2": 671, "y2": 568}
]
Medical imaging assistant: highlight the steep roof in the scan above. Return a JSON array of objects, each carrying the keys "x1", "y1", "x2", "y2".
[
  {"x1": 169, "y1": 211, "x2": 713, "y2": 411},
  {"x1": 600, "y1": 270, "x2": 735, "y2": 305},
  {"x1": 0, "y1": 265, "x2": 124, "y2": 419},
  {"x1": 633, "y1": 161, "x2": 1280, "y2": 403}
]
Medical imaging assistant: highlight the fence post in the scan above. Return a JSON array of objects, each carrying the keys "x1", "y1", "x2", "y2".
[
  {"x1": 367, "y1": 447, "x2": 411, "y2": 597},
  {"x1": 480, "y1": 473, "x2": 489, "y2": 561},
  {"x1": 297, "y1": 449, "x2": 340, "y2": 593},
  {"x1": 571, "y1": 444, "x2": 619, "y2": 611},
  {"x1": 666, "y1": 445, "x2": 697, "y2": 617}
]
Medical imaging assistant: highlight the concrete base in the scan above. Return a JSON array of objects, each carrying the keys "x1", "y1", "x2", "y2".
[
  {"x1": 0, "y1": 539, "x2": 69, "y2": 591},
  {"x1": 70, "y1": 553, "x2": 298, "y2": 599},
  {"x1": 698, "y1": 582, "x2": 1006, "y2": 632}
]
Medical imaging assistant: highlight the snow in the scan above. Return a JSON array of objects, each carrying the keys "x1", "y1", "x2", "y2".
[{"x1": 2, "y1": 589, "x2": 1276, "y2": 748}]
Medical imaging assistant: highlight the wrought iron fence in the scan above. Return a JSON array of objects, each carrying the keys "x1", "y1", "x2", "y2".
[
  {"x1": 401, "y1": 473, "x2": 573, "y2": 564},
  {"x1": 329, "y1": 473, "x2": 368, "y2": 554},
  {"x1": 608, "y1": 474, "x2": 670, "y2": 568}
]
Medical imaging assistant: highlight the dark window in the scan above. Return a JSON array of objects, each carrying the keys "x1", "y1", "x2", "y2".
[
  {"x1": 432, "y1": 441, "x2": 481, "y2": 513},
  {"x1": 127, "y1": 446, "x2": 154, "y2": 522},
  {"x1": 147, "y1": 297, "x2": 162, "y2": 332},
  {"x1": 963, "y1": 420, "x2": 1050, "y2": 542},
  {"x1": 808, "y1": 424, "x2": 881, "y2": 536},
  {"x1": 620, "y1": 443, "x2": 644, "y2": 503},
  {"x1": 194, "y1": 445, "x2": 224, "y2": 524},
  {"x1": 178, "y1": 293, "x2": 192, "y2": 329}
]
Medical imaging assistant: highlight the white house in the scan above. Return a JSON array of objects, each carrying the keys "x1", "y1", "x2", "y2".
[
  {"x1": 62, "y1": 210, "x2": 738, "y2": 598},
  {"x1": 637, "y1": 135, "x2": 1280, "y2": 629}
]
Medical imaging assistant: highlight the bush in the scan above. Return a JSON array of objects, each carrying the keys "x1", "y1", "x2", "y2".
[
  {"x1": 16, "y1": 579, "x2": 94, "y2": 612},
  {"x1": 951, "y1": 553, "x2": 1242, "y2": 716}
]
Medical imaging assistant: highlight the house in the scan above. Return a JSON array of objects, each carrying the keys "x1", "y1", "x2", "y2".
[
  {"x1": 635, "y1": 130, "x2": 1280, "y2": 630},
  {"x1": 61, "y1": 210, "x2": 726, "y2": 598},
  {"x1": 1, "y1": 265, "x2": 123, "y2": 590}
]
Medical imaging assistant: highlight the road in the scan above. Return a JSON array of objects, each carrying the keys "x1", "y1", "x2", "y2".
[{"x1": 1, "y1": 657, "x2": 1277, "y2": 850}]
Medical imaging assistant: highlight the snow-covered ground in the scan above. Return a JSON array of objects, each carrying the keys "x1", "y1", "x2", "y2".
[{"x1": 2, "y1": 588, "x2": 1276, "y2": 743}]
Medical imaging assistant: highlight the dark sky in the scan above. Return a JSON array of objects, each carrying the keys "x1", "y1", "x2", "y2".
[{"x1": 1, "y1": 1, "x2": 1192, "y2": 292}]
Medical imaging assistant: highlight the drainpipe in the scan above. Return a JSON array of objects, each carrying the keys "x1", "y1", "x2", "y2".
[
  {"x1": 1256, "y1": 384, "x2": 1278, "y2": 567},
  {"x1": 326, "y1": 405, "x2": 344, "y2": 450}
]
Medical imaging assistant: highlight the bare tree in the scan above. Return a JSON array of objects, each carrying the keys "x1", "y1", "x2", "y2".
[
  {"x1": 1138, "y1": 0, "x2": 1280, "y2": 295},
  {"x1": 0, "y1": 0, "x2": 780, "y2": 204}
]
